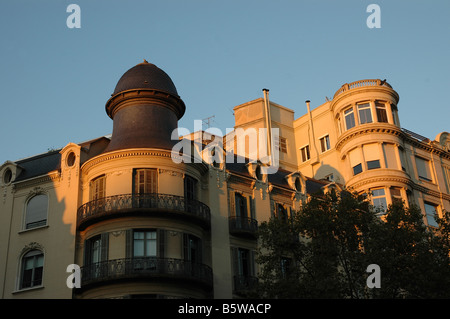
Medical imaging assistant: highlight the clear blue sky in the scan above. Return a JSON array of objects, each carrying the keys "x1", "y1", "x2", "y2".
[{"x1": 1, "y1": 0, "x2": 449, "y2": 164}]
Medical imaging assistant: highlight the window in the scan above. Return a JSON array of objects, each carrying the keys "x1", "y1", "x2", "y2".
[
  {"x1": 376, "y1": 102, "x2": 388, "y2": 123},
  {"x1": 278, "y1": 137, "x2": 287, "y2": 153},
  {"x1": 20, "y1": 250, "x2": 44, "y2": 289},
  {"x1": 390, "y1": 187, "x2": 402, "y2": 205},
  {"x1": 344, "y1": 107, "x2": 356, "y2": 130},
  {"x1": 184, "y1": 175, "x2": 197, "y2": 200},
  {"x1": 424, "y1": 203, "x2": 439, "y2": 227},
  {"x1": 25, "y1": 194, "x2": 48, "y2": 229},
  {"x1": 134, "y1": 231, "x2": 157, "y2": 257},
  {"x1": 415, "y1": 157, "x2": 432, "y2": 182},
  {"x1": 319, "y1": 135, "x2": 331, "y2": 153},
  {"x1": 134, "y1": 169, "x2": 157, "y2": 194},
  {"x1": 3, "y1": 168, "x2": 12, "y2": 184},
  {"x1": 184, "y1": 234, "x2": 201, "y2": 264},
  {"x1": 324, "y1": 173, "x2": 334, "y2": 182},
  {"x1": 372, "y1": 189, "x2": 387, "y2": 212},
  {"x1": 353, "y1": 163, "x2": 363, "y2": 175},
  {"x1": 90, "y1": 175, "x2": 106, "y2": 200},
  {"x1": 367, "y1": 160, "x2": 381, "y2": 170},
  {"x1": 358, "y1": 103, "x2": 373, "y2": 124},
  {"x1": 275, "y1": 203, "x2": 289, "y2": 222},
  {"x1": 235, "y1": 193, "x2": 248, "y2": 218},
  {"x1": 300, "y1": 145, "x2": 310, "y2": 162}
]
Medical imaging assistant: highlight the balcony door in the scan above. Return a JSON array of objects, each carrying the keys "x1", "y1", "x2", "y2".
[{"x1": 133, "y1": 169, "x2": 158, "y2": 208}]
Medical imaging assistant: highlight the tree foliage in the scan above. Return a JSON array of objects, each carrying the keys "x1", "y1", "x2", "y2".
[{"x1": 256, "y1": 190, "x2": 450, "y2": 298}]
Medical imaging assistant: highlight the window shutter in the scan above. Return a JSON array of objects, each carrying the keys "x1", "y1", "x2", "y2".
[
  {"x1": 125, "y1": 229, "x2": 133, "y2": 259},
  {"x1": 249, "y1": 250, "x2": 256, "y2": 276},
  {"x1": 101, "y1": 233, "x2": 109, "y2": 261},
  {"x1": 229, "y1": 190, "x2": 235, "y2": 217},
  {"x1": 25, "y1": 195, "x2": 48, "y2": 229},
  {"x1": 83, "y1": 239, "x2": 91, "y2": 265},
  {"x1": 363, "y1": 143, "x2": 379, "y2": 162},
  {"x1": 158, "y1": 229, "x2": 165, "y2": 258},
  {"x1": 250, "y1": 196, "x2": 256, "y2": 219},
  {"x1": 183, "y1": 233, "x2": 188, "y2": 261}
]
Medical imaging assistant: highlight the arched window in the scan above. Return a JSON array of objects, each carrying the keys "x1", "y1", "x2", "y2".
[
  {"x1": 25, "y1": 194, "x2": 48, "y2": 229},
  {"x1": 20, "y1": 250, "x2": 44, "y2": 289}
]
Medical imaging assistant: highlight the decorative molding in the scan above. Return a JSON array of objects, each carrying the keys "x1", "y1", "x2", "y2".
[
  {"x1": 21, "y1": 242, "x2": 45, "y2": 255},
  {"x1": 13, "y1": 172, "x2": 60, "y2": 192}
]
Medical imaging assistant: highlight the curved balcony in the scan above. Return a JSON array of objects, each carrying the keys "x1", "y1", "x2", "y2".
[
  {"x1": 77, "y1": 193, "x2": 211, "y2": 230},
  {"x1": 333, "y1": 79, "x2": 392, "y2": 99},
  {"x1": 229, "y1": 216, "x2": 258, "y2": 239},
  {"x1": 79, "y1": 257, "x2": 213, "y2": 291}
]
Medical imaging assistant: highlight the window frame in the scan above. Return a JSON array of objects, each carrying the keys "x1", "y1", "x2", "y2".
[
  {"x1": 20, "y1": 250, "x2": 44, "y2": 290},
  {"x1": 90, "y1": 175, "x2": 106, "y2": 201},
  {"x1": 319, "y1": 135, "x2": 331, "y2": 153},
  {"x1": 344, "y1": 107, "x2": 356, "y2": 130},
  {"x1": 372, "y1": 188, "x2": 387, "y2": 213},
  {"x1": 300, "y1": 145, "x2": 310, "y2": 162},
  {"x1": 133, "y1": 168, "x2": 158, "y2": 195},
  {"x1": 424, "y1": 202, "x2": 439, "y2": 228},
  {"x1": 375, "y1": 102, "x2": 388, "y2": 123},
  {"x1": 357, "y1": 102, "x2": 373, "y2": 125},
  {"x1": 353, "y1": 163, "x2": 363, "y2": 175},
  {"x1": 24, "y1": 194, "x2": 48, "y2": 230},
  {"x1": 133, "y1": 230, "x2": 157, "y2": 258},
  {"x1": 415, "y1": 156, "x2": 433, "y2": 182}
]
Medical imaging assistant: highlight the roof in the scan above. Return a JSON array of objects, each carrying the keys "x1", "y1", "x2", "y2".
[
  {"x1": 15, "y1": 150, "x2": 61, "y2": 182},
  {"x1": 112, "y1": 60, "x2": 179, "y2": 97}
]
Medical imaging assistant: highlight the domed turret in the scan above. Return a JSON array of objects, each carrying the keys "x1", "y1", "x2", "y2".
[{"x1": 104, "y1": 60, "x2": 185, "y2": 152}]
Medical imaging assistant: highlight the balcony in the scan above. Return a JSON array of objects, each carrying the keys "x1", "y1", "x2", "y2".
[
  {"x1": 79, "y1": 257, "x2": 213, "y2": 291},
  {"x1": 229, "y1": 216, "x2": 258, "y2": 238},
  {"x1": 77, "y1": 193, "x2": 211, "y2": 230},
  {"x1": 333, "y1": 79, "x2": 392, "y2": 99}
]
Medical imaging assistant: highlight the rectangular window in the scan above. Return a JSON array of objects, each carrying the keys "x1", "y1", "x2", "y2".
[
  {"x1": 344, "y1": 107, "x2": 356, "y2": 130},
  {"x1": 90, "y1": 175, "x2": 106, "y2": 201},
  {"x1": 134, "y1": 169, "x2": 158, "y2": 194},
  {"x1": 235, "y1": 193, "x2": 248, "y2": 218},
  {"x1": 424, "y1": 203, "x2": 439, "y2": 227},
  {"x1": 372, "y1": 188, "x2": 387, "y2": 212},
  {"x1": 300, "y1": 145, "x2": 310, "y2": 162},
  {"x1": 353, "y1": 163, "x2": 363, "y2": 175},
  {"x1": 21, "y1": 251, "x2": 44, "y2": 289},
  {"x1": 376, "y1": 102, "x2": 388, "y2": 123},
  {"x1": 390, "y1": 187, "x2": 402, "y2": 205},
  {"x1": 367, "y1": 160, "x2": 381, "y2": 170},
  {"x1": 184, "y1": 175, "x2": 197, "y2": 200},
  {"x1": 319, "y1": 135, "x2": 331, "y2": 153},
  {"x1": 278, "y1": 137, "x2": 287, "y2": 153},
  {"x1": 415, "y1": 157, "x2": 432, "y2": 182},
  {"x1": 358, "y1": 103, "x2": 373, "y2": 124},
  {"x1": 134, "y1": 231, "x2": 157, "y2": 257}
]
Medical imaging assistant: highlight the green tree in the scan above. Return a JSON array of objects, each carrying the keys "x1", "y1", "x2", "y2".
[{"x1": 256, "y1": 189, "x2": 450, "y2": 298}]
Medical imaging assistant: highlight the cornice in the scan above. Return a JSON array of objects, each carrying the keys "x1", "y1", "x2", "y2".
[
  {"x1": 12, "y1": 172, "x2": 60, "y2": 192},
  {"x1": 336, "y1": 124, "x2": 403, "y2": 151}
]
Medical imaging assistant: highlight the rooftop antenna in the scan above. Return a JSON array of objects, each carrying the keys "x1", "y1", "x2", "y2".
[{"x1": 202, "y1": 115, "x2": 216, "y2": 129}]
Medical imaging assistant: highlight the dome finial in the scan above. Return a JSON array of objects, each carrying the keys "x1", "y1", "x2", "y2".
[{"x1": 143, "y1": 59, "x2": 148, "y2": 63}]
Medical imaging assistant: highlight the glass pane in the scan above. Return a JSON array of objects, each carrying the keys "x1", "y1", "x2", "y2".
[
  {"x1": 345, "y1": 108, "x2": 355, "y2": 129},
  {"x1": 134, "y1": 240, "x2": 144, "y2": 257},
  {"x1": 372, "y1": 189, "x2": 385, "y2": 197},
  {"x1": 358, "y1": 104, "x2": 372, "y2": 124},
  {"x1": 353, "y1": 163, "x2": 362, "y2": 175},
  {"x1": 367, "y1": 160, "x2": 381, "y2": 170}
]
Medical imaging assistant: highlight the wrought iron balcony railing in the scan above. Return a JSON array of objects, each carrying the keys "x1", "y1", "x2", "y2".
[
  {"x1": 77, "y1": 193, "x2": 211, "y2": 230},
  {"x1": 80, "y1": 257, "x2": 213, "y2": 290},
  {"x1": 228, "y1": 216, "x2": 258, "y2": 238}
]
